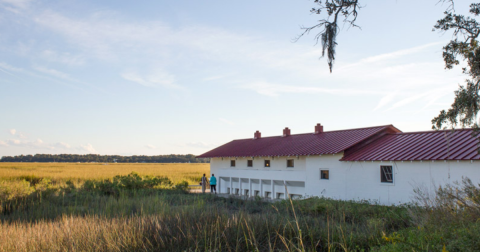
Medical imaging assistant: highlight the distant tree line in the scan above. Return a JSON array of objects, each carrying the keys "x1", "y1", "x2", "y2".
[{"x1": 0, "y1": 154, "x2": 209, "y2": 163}]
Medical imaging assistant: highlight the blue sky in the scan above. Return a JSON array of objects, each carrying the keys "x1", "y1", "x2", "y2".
[{"x1": 0, "y1": 0, "x2": 472, "y2": 156}]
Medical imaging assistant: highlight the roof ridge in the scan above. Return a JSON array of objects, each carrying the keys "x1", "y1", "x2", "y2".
[
  {"x1": 389, "y1": 128, "x2": 475, "y2": 135},
  {"x1": 231, "y1": 124, "x2": 397, "y2": 141}
]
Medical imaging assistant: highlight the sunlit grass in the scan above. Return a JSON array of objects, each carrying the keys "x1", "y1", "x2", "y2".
[{"x1": 0, "y1": 163, "x2": 209, "y2": 185}]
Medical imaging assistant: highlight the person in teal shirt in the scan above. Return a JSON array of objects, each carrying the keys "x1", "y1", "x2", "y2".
[{"x1": 210, "y1": 174, "x2": 217, "y2": 194}]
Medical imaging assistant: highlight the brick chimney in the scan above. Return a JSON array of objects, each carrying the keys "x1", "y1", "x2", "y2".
[
  {"x1": 254, "y1": 130, "x2": 261, "y2": 139},
  {"x1": 283, "y1": 127, "x2": 291, "y2": 137},
  {"x1": 314, "y1": 123, "x2": 324, "y2": 134}
]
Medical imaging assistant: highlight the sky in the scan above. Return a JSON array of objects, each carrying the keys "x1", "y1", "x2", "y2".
[{"x1": 0, "y1": 0, "x2": 473, "y2": 156}]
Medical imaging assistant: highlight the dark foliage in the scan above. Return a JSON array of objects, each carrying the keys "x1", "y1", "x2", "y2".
[
  {"x1": 0, "y1": 154, "x2": 209, "y2": 163},
  {"x1": 296, "y1": 0, "x2": 361, "y2": 72},
  {"x1": 432, "y1": 3, "x2": 480, "y2": 133}
]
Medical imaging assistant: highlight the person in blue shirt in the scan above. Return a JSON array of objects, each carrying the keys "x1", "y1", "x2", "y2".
[{"x1": 210, "y1": 174, "x2": 217, "y2": 194}]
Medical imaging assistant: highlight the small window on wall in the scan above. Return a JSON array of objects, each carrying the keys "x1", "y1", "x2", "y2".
[
  {"x1": 320, "y1": 170, "x2": 329, "y2": 180},
  {"x1": 230, "y1": 160, "x2": 236, "y2": 167},
  {"x1": 381, "y1": 166, "x2": 393, "y2": 183},
  {"x1": 247, "y1": 160, "x2": 253, "y2": 167},
  {"x1": 264, "y1": 160, "x2": 271, "y2": 167},
  {"x1": 287, "y1": 159, "x2": 294, "y2": 168}
]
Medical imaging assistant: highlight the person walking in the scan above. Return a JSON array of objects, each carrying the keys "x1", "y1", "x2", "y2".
[
  {"x1": 210, "y1": 174, "x2": 217, "y2": 194},
  {"x1": 201, "y1": 174, "x2": 208, "y2": 193}
]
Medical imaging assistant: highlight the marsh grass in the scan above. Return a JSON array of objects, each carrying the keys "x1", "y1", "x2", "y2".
[
  {"x1": 0, "y1": 191, "x2": 412, "y2": 252},
  {"x1": 0, "y1": 172, "x2": 414, "y2": 252},
  {"x1": 0, "y1": 163, "x2": 209, "y2": 185},
  {"x1": 1, "y1": 163, "x2": 480, "y2": 251}
]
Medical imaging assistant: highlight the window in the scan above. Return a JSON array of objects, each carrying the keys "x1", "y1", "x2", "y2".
[
  {"x1": 264, "y1": 160, "x2": 270, "y2": 167},
  {"x1": 320, "y1": 170, "x2": 329, "y2": 180},
  {"x1": 287, "y1": 159, "x2": 294, "y2": 168},
  {"x1": 247, "y1": 160, "x2": 253, "y2": 167},
  {"x1": 230, "y1": 160, "x2": 236, "y2": 167},
  {"x1": 381, "y1": 166, "x2": 393, "y2": 183}
]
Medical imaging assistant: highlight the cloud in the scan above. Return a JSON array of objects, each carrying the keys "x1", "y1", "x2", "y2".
[
  {"x1": 359, "y1": 42, "x2": 442, "y2": 64},
  {"x1": 8, "y1": 139, "x2": 21, "y2": 145},
  {"x1": 121, "y1": 71, "x2": 181, "y2": 89},
  {"x1": 240, "y1": 81, "x2": 385, "y2": 97},
  {"x1": 79, "y1": 143, "x2": 98, "y2": 154},
  {"x1": 373, "y1": 93, "x2": 397, "y2": 111},
  {"x1": 8, "y1": 128, "x2": 27, "y2": 138},
  {"x1": 33, "y1": 65, "x2": 76, "y2": 82},
  {"x1": 145, "y1": 144, "x2": 156, "y2": 149},
  {"x1": 0, "y1": 0, "x2": 32, "y2": 12},
  {"x1": 40, "y1": 50, "x2": 85, "y2": 66},
  {"x1": 219, "y1": 118, "x2": 234, "y2": 125},
  {"x1": 186, "y1": 142, "x2": 217, "y2": 149},
  {"x1": 55, "y1": 142, "x2": 71, "y2": 149},
  {"x1": 203, "y1": 75, "x2": 229, "y2": 81},
  {"x1": 0, "y1": 62, "x2": 24, "y2": 74},
  {"x1": 1, "y1": 134, "x2": 73, "y2": 151},
  {"x1": 6, "y1": 138, "x2": 55, "y2": 150},
  {"x1": 0, "y1": 62, "x2": 80, "y2": 88}
]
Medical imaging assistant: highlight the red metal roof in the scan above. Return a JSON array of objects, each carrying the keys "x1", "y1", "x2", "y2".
[
  {"x1": 342, "y1": 129, "x2": 480, "y2": 161},
  {"x1": 197, "y1": 125, "x2": 401, "y2": 158}
]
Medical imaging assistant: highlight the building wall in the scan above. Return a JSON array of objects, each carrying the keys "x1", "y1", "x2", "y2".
[
  {"x1": 210, "y1": 155, "x2": 479, "y2": 204},
  {"x1": 210, "y1": 156, "x2": 307, "y2": 199},
  {"x1": 306, "y1": 153, "x2": 480, "y2": 205}
]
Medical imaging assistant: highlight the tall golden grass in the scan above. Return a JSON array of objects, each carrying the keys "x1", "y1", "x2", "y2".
[{"x1": 0, "y1": 162, "x2": 209, "y2": 184}]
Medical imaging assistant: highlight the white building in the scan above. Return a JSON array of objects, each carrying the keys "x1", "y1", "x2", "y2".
[{"x1": 197, "y1": 124, "x2": 480, "y2": 204}]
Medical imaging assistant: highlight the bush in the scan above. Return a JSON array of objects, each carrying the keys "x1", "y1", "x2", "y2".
[
  {"x1": 0, "y1": 180, "x2": 34, "y2": 202},
  {"x1": 174, "y1": 181, "x2": 189, "y2": 192},
  {"x1": 82, "y1": 172, "x2": 176, "y2": 195}
]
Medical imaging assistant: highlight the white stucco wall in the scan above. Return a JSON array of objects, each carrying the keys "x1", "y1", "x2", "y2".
[
  {"x1": 209, "y1": 154, "x2": 480, "y2": 204},
  {"x1": 306, "y1": 153, "x2": 480, "y2": 205},
  {"x1": 210, "y1": 156, "x2": 306, "y2": 199}
]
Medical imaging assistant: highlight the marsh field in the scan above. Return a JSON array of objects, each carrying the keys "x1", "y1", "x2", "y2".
[
  {"x1": 1, "y1": 163, "x2": 479, "y2": 251},
  {"x1": 0, "y1": 162, "x2": 210, "y2": 185}
]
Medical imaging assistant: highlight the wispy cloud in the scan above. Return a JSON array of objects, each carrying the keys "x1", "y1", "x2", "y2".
[
  {"x1": 373, "y1": 93, "x2": 397, "y2": 111},
  {"x1": 0, "y1": 0, "x2": 32, "y2": 13},
  {"x1": 359, "y1": 42, "x2": 442, "y2": 64},
  {"x1": 219, "y1": 118, "x2": 234, "y2": 125},
  {"x1": 9, "y1": 129, "x2": 16, "y2": 135},
  {"x1": 40, "y1": 50, "x2": 85, "y2": 66},
  {"x1": 186, "y1": 142, "x2": 217, "y2": 149},
  {"x1": 240, "y1": 81, "x2": 385, "y2": 97},
  {"x1": 33, "y1": 65, "x2": 76, "y2": 82},
  {"x1": 145, "y1": 144, "x2": 156, "y2": 149},
  {"x1": 0, "y1": 140, "x2": 8, "y2": 147},
  {"x1": 121, "y1": 71, "x2": 181, "y2": 89},
  {"x1": 384, "y1": 87, "x2": 453, "y2": 112}
]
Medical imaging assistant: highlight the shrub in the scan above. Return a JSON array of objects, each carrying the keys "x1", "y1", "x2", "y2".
[
  {"x1": 82, "y1": 172, "x2": 176, "y2": 195},
  {"x1": 0, "y1": 180, "x2": 34, "y2": 202},
  {"x1": 174, "y1": 180, "x2": 189, "y2": 191}
]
